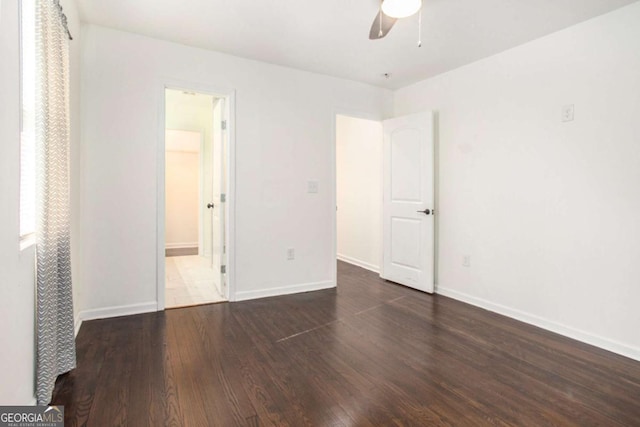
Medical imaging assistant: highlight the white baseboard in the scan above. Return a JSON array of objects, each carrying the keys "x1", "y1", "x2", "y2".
[
  {"x1": 436, "y1": 285, "x2": 640, "y2": 362},
  {"x1": 337, "y1": 254, "x2": 379, "y2": 273},
  {"x1": 165, "y1": 242, "x2": 198, "y2": 249},
  {"x1": 77, "y1": 301, "x2": 158, "y2": 323},
  {"x1": 74, "y1": 316, "x2": 82, "y2": 337},
  {"x1": 234, "y1": 280, "x2": 335, "y2": 302}
]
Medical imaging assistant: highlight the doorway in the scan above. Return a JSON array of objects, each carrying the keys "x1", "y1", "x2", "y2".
[
  {"x1": 335, "y1": 114, "x2": 384, "y2": 274},
  {"x1": 334, "y1": 112, "x2": 435, "y2": 293},
  {"x1": 163, "y1": 88, "x2": 228, "y2": 308}
]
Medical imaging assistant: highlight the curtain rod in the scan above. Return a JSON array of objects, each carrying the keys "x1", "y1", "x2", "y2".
[{"x1": 54, "y1": 0, "x2": 73, "y2": 40}]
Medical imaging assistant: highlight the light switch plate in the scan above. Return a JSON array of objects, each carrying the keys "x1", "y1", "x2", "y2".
[{"x1": 307, "y1": 180, "x2": 319, "y2": 193}]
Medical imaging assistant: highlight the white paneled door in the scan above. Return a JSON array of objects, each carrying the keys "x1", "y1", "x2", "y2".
[{"x1": 382, "y1": 111, "x2": 435, "y2": 293}]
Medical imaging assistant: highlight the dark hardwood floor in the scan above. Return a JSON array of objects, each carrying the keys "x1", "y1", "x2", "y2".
[{"x1": 52, "y1": 261, "x2": 640, "y2": 426}]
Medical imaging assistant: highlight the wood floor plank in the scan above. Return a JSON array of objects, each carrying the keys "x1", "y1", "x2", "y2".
[
  {"x1": 84, "y1": 317, "x2": 132, "y2": 426},
  {"x1": 52, "y1": 261, "x2": 640, "y2": 426},
  {"x1": 391, "y1": 295, "x2": 640, "y2": 424},
  {"x1": 347, "y1": 302, "x2": 611, "y2": 425},
  {"x1": 52, "y1": 320, "x2": 108, "y2": 427}
]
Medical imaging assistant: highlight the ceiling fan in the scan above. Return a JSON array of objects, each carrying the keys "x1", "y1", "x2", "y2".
[{"x1": 369, "y1": 0, "x2": 423, "y2": 41}]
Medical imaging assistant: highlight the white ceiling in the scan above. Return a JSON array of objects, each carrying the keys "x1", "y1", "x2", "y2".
[
  {"x1": 165, "y1": 88, "x2": 214, "y2": 111},
  {"x1": 165, "y1": 89, "x2": 214, "y2": 152},
  {"x1": 75, "y1": 0, "x2": 637, "y2": 89}
]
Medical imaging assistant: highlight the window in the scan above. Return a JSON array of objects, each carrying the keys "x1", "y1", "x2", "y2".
[{"x1": 20, "y1": 0, "x2": 36, "y2": 239}]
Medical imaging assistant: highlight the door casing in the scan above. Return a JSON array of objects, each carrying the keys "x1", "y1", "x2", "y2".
[{"x1": 157, "y1": 81, "x2": 237, "y2": 309}]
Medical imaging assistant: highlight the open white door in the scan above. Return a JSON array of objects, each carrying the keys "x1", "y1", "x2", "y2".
[
  {"x1": 212, "y1": 98, "x2": 226, "y2": 297},
  {"x1": 381, "y1": 111, "x2": 435, "y2": 293}
]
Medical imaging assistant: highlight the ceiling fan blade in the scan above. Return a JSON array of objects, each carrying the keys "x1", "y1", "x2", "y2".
[{"x1": 369, "y1": 11, "x2": 397, "y2": 40}]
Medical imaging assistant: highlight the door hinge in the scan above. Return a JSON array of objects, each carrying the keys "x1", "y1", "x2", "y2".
[
  {"x1": 220, "y1": 193, "x2": 226, "y2": 203},
  {"x1": 221, "y1": 265, "x2": 226, "y2": 274},
  {"x1": 221, "y1": 120, "x2": 227, "y2": 130}
]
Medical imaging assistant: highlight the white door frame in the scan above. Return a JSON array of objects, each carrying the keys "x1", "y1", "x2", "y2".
[
  {"x1": 331, "y1": 109, "x2": 385, "y2": 286},
  {"x1": 157, "y1": 80, "x2": 237, "y2": 309}
]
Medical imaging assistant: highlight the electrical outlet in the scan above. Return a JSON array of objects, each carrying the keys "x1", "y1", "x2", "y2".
[
  {"x1": 562, "y1": 104, "x2": 574, "y2": 122},
  {"x1": 307, "y1": 180, "x2": 319, "y2": 194},
  {"x1": 462, "y1": 255, "x2": 471, "y2": 267},
  {"x1": 287, "y1": 248, "x2": 295, "y2": 260}
]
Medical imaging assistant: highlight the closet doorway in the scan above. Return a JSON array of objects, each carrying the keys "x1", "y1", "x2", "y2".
[{"x1": 163, "y1": 89, "x2": 228, "y2": 308}]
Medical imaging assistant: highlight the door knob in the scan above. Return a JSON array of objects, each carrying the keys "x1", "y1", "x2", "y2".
[
  {"x1": 417, "y1": 208, "x2": 431, "y2": 215},
  {"x1": 207, "y1": 203, "x2": 214, "y2": 209}
]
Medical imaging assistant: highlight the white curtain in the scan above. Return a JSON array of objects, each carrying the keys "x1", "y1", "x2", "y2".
[{"x1": 35, "y1": 0, "x2": 76, "y2": 405}]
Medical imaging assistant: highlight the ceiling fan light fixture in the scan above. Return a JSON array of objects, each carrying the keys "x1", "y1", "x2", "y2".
[{"x1": 381, "y1": 0, "x2": 422, "y2": 19}]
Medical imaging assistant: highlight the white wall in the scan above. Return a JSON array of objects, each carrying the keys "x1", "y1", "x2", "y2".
[
  {"x1": 394, "y1": 2, "x2": 640, "y2": 360},
  {"x1": 165, "y1": 151, "x2": 200, "y2": 247},
  {"x1": 0, "y1": 0, "x2": 81, "y2": 404},
  {"x1": 64, "y1": 0, "x2": 83, "y2": 331},
  {"x1": 336, "y1": 115, "x2": 383, "y2": 272},
  {"x1": 78, "y1": 24, "x2": 392, "y2": 311}
]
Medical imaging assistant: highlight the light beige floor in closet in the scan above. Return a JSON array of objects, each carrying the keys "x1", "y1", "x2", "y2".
[{"x1": 165, "y1": 255, "x2": 225, "y2": 308}]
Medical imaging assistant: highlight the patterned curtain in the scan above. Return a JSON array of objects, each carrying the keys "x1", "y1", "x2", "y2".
[{"x1": 35, "y1": 0, "x2": 76, "y2": 405}]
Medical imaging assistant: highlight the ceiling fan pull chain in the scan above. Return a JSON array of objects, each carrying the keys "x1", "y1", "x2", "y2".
[{"x1": 418, "y1": 7, "x2": 422, "y2": 47}]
